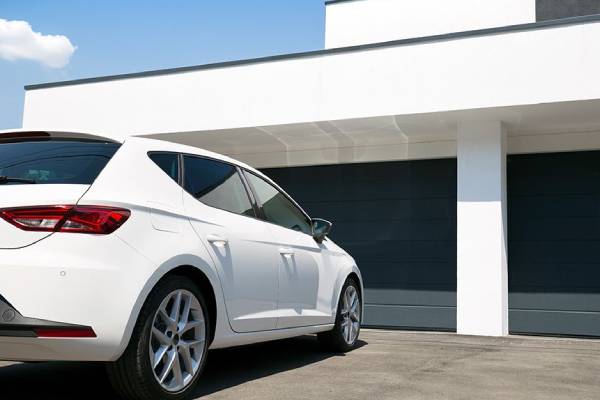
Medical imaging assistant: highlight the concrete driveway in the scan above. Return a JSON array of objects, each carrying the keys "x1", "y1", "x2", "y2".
[{"x1": 1, "y1": 329, "x2": 599, "y2": 399}]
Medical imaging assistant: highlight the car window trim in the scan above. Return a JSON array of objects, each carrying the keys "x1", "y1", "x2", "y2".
[
  {"x1": 147, "y1": 151, "x2": 182, "y2": 184},
  {"x1": 242, "y1": 169, "x2": 314, "y2": 237},
  {"x1": 180, "y1": 153, "x2": 258, "y2": 219},
  {"x1": 237, "y1": 165, "x2": 263, "y2": 219}
]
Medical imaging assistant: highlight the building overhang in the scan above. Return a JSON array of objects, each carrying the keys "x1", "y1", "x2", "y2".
[
  {"x1": 141, "y1": 99, "x2": 600, "y2": 168},
  {"x1": 21, "y1": 15, "x2": 600, "y2": 167}
]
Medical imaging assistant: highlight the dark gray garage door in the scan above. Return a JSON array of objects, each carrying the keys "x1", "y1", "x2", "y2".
[
  {"x1": 508, "y1": 151, "x2": 600, "y2": 337},
  {"x1": 263, "y1": 159, "x2": 457, "y2": 331}
]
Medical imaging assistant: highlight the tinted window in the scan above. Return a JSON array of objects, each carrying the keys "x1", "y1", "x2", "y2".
[
  {"x1": 245, "y1": 171, "x2": 312, "y2": 235},
  {"x1": 149, "y1": 152, "x2": 179, "y2": 182},
  {"x1": 0, "y1": 140, "x2": 120, "y2": 185},
  {"x1": 183, "y1": 156, "x2": 254, "y2": 217}
]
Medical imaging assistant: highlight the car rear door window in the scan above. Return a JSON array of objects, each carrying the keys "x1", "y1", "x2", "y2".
[
  {"x1": 148, "y1": 152, "x2": 179, "y2": 182},
  {"x1": 0, "y1": 139, "x2": 120, "y2": 185},
  {"x1": 244, "y1": 171, "x2": 312, "y2": 235},
  {"x1": 183, "y1": 156, "x2": 255, "y2": 217}
]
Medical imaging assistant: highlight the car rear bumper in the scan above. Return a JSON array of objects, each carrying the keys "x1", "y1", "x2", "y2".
[
  {"x1": 0, "y1": 232, "x2": 157, "y2": 362},
  {"x1": 0, "y1": 294, "x2": 95, "y2": 338},
  {"x1": 0, "y1": 293, "x2": 101, "y2": 361}
]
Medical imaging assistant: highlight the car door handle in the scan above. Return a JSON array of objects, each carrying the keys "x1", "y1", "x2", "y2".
[
  {"x1": 278, "y1": 247, "x2": 295, "y2": 257},
  {"x1": 207, "y1": 234, "x2": 228, "y2": 246}
]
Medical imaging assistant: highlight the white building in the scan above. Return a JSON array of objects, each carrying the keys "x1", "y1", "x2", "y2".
[{"x1": 21, "y1": 0, "x2": 600, "y2": 337}]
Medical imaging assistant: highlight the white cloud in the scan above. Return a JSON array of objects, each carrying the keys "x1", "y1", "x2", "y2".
[{"x1": 0, "y1": 18, "x2": 76, "y2": 68}]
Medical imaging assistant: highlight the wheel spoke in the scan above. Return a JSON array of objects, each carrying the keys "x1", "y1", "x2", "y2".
[
  {"x1": 170, "y1": 291, "x2": 183, "y2": 322},
  {"x1": 179, "y1": 344, "x2": 194, "y2": 374},
  {"x1": 159, "y1": 350, "x2": 177, "y2": 383},
  {"x1": 152, "y1": 327, "x2": 170, "y2": 345},
  {"x1": 350, "y1": 293, "x2": 359, "y2": 313},
  {"x1": 181, "y1": 319, "x2": 203, "y2": 334},
  {"x1": 158, "y1": 308, "x2": 175, "y2": 327},
  {"x1": 342, "y1": 292, "x2": 349, "y2": 314},
  {"x1": 345, "y1": 319, "x2": 352, "y2": 342},
  {"x1": 153, "y1": 345, "x2": 169, "y2": 369},
  {"x1": 349, "y1": 291, "x2": 357, "y2": 311},
  {"x1": 183, "y1": 338, "x2": 205, "y2": 348},
  {"x1": 179, "y1": 294, "x2": 192, "y2": 326},
  {"x1": 172, "y1": 353, "x2": 184, "y2": 388}
]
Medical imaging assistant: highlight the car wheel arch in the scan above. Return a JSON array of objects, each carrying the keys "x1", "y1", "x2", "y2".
[
  {"x1": 115, "y1": 259, "x2": 222, "y2": 361},
  {"x1": 332, "y1": 268, "x2": 364, "y2": 316}
]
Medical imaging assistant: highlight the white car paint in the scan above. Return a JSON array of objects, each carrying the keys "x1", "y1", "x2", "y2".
[{"x1": 0, "y1": 131, "x2": 363, "y2": 362}]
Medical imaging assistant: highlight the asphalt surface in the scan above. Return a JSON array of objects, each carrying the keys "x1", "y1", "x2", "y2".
[{"x1": 1, "y1": 329, "x2": 599, "y2": 399}]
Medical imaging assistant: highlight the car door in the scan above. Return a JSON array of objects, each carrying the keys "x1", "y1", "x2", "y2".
[
  {"x1": 243, "y1": 170, "x2": 334, "y2": 329},
  {"x1": 182, "y1": 155, "x2": 280, "y2": 332}
]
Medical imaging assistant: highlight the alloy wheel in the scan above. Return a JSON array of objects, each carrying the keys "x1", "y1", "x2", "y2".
[
  {"x1": 341, "y1": 285, "x2": 360, "y2": 345},
  {"x1": 149, "y1": 289, "x2": 206, "y2": 392}
]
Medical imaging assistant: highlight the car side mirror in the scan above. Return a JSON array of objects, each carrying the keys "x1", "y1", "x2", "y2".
[{"x1": 312, "y1": 218, "x2": 332, "y2": 243}]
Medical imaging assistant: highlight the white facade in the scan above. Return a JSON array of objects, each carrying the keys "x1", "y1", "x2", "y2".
[
  {"x1": 457, "y1": 121, "x2": 508, "y2": 336},
  {"x1": 325, "y1": 0, "x2": 536, "y2": 48},
  {"x1": 21, "y1": 1, "x2": 600, "y2": 337}
]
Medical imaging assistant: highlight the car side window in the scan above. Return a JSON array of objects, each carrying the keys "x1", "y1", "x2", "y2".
[
  {"x1": 183, "y1": 156, "x2": 255, "y2": 217},
  {"x1": 244, "y1": 171, "x2": 312, "y2": 235},
  {"x1": 148, "y1": 152, "x2": 179, "y2": 182}
]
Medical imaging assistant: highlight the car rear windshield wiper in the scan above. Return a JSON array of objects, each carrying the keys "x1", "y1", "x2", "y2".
[{"x1": 0, "y1": 176, "x2": 36, "y2": 184}]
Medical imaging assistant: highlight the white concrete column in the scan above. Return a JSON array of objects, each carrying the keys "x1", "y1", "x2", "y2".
[{"x1": 457, "y1": 121, "x2": 508, "y2": 336}]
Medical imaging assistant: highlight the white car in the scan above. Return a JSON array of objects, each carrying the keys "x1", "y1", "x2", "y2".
[{"x1": 0, "y1": 130, "x2": 363, "y2": 400}]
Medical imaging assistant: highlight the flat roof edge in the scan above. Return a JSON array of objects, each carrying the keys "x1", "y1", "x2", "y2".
[
  {"x1": 325, "y1": 0, "x2": 364, "y2": 5},
  {"x1": 25, "y1": 14, "x2": 600, "y2": 91}
]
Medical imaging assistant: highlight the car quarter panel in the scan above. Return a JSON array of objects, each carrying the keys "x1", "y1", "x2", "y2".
[
  {"x1": 51, "y1": 137, "x2": 231, "y2": 359},
  {"x1": 0, "y1": 232, "x2": 155, "y2": 361}
]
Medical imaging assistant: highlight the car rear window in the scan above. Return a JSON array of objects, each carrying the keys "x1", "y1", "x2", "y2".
[{"x1": 0, "y1": 139, "x2": 121, "y2": 185}]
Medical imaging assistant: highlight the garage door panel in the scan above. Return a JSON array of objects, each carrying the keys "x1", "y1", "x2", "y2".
[
  {"x1": 509, "y1": 151, "x2": 600, "y2": 175},
  {"x1": 510, "y1": 292, "x2": 600, "y2": 312},
  {"x1": 510, "y1": 242, "x2": 600, "y2": 263},
  {"x1": 510, "y1": 263, "x2": 600, "y2": 291},
  {"x1": 269, "y1": 159, "x2": 456, "y2": 182},
  {"x1": 365, "y1": 305, "x2": 456, "y2": 330},
  {"x1": 331, "y1": 220, "x2": 456, "y2": 242},
  {"x1": 345, "y1": 241, "x2": 455, "y2": 262},
  {"x1": 510, "y1": 310, "x2": 600, "y2": 337},
  {"x1": 509, "y1": 178, "x2": 600, "y2": 196},
  {"x1": 508, "y1": 151, "x2": 600, "y2": 337},
  {"x1": 263, "y1": 159, "x2": 457, "y2": 331},
  {"x1": 301, "y1": 198, "x2": 456, "y2": 221},
  {"x1": 283, "y1": 182, "x2": 455, "y2": 203},
  {"x1": 509, "y1": 195, "x2": 600, "y2": 219},
  {"x1": 365, "y1": 288, "x2": 457, "y2": 307},
  {"x1": 360, "y1": 262, "x2": 456, "y2": 287},
  {"x1": 509, "y1": 218, "x2": 600, "y2": 241}
]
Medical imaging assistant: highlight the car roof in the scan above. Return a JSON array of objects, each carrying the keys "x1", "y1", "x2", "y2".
[
  {"x1": 126, "y1": 136, "x2": 268, "y2": 178},
  {"x1": 0, "y1": 129, "x2": 269, "y2": 182},
  {"x1": 0, "y1": 129, "x2": 122, "y2": 143}
]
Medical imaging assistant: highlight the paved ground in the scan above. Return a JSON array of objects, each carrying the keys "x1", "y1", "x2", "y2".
[{"x1": 1, "y1": 329, "x2": 599, "y2": 399}]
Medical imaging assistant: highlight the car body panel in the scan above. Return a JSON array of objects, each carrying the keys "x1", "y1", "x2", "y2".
[
  {"x1": 0, "y1": 132, "x2": 363, "y2": 362},
  {"x1": 183, "y1": 192, "x2": 281, "y2": 333}
]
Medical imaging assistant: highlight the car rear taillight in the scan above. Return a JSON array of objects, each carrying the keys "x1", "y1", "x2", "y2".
[{"x1": 0, "y1": 205, "x2": 130, "y2": 234}]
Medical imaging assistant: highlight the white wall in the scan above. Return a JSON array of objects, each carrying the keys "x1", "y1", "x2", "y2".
[
  {"x1": 457, "y1": 121, "x2": 508, "y2": 336},
  {"x1": 325, "y1": 0, "x2": 536, "y2": 48},
  {"x1": 23, "y1": 20, "x2": 600, "y2": 141}
]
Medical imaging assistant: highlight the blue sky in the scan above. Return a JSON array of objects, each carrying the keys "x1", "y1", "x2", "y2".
[{"x1": 0, "y1": 0, "x2": 325, "y2": 129}]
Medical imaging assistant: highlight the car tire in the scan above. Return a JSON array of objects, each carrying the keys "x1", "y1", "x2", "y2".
[
  {"x1": 318, "y1": 278, "x2": 361, "y2": 352},
  {"x1": 107, "y1": 275, "x2": 210, "y2": 400}
]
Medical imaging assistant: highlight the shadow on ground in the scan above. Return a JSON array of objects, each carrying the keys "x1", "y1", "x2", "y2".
[{"x1": 0, "y1": 335, "x2": 366, "y2": 399}]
